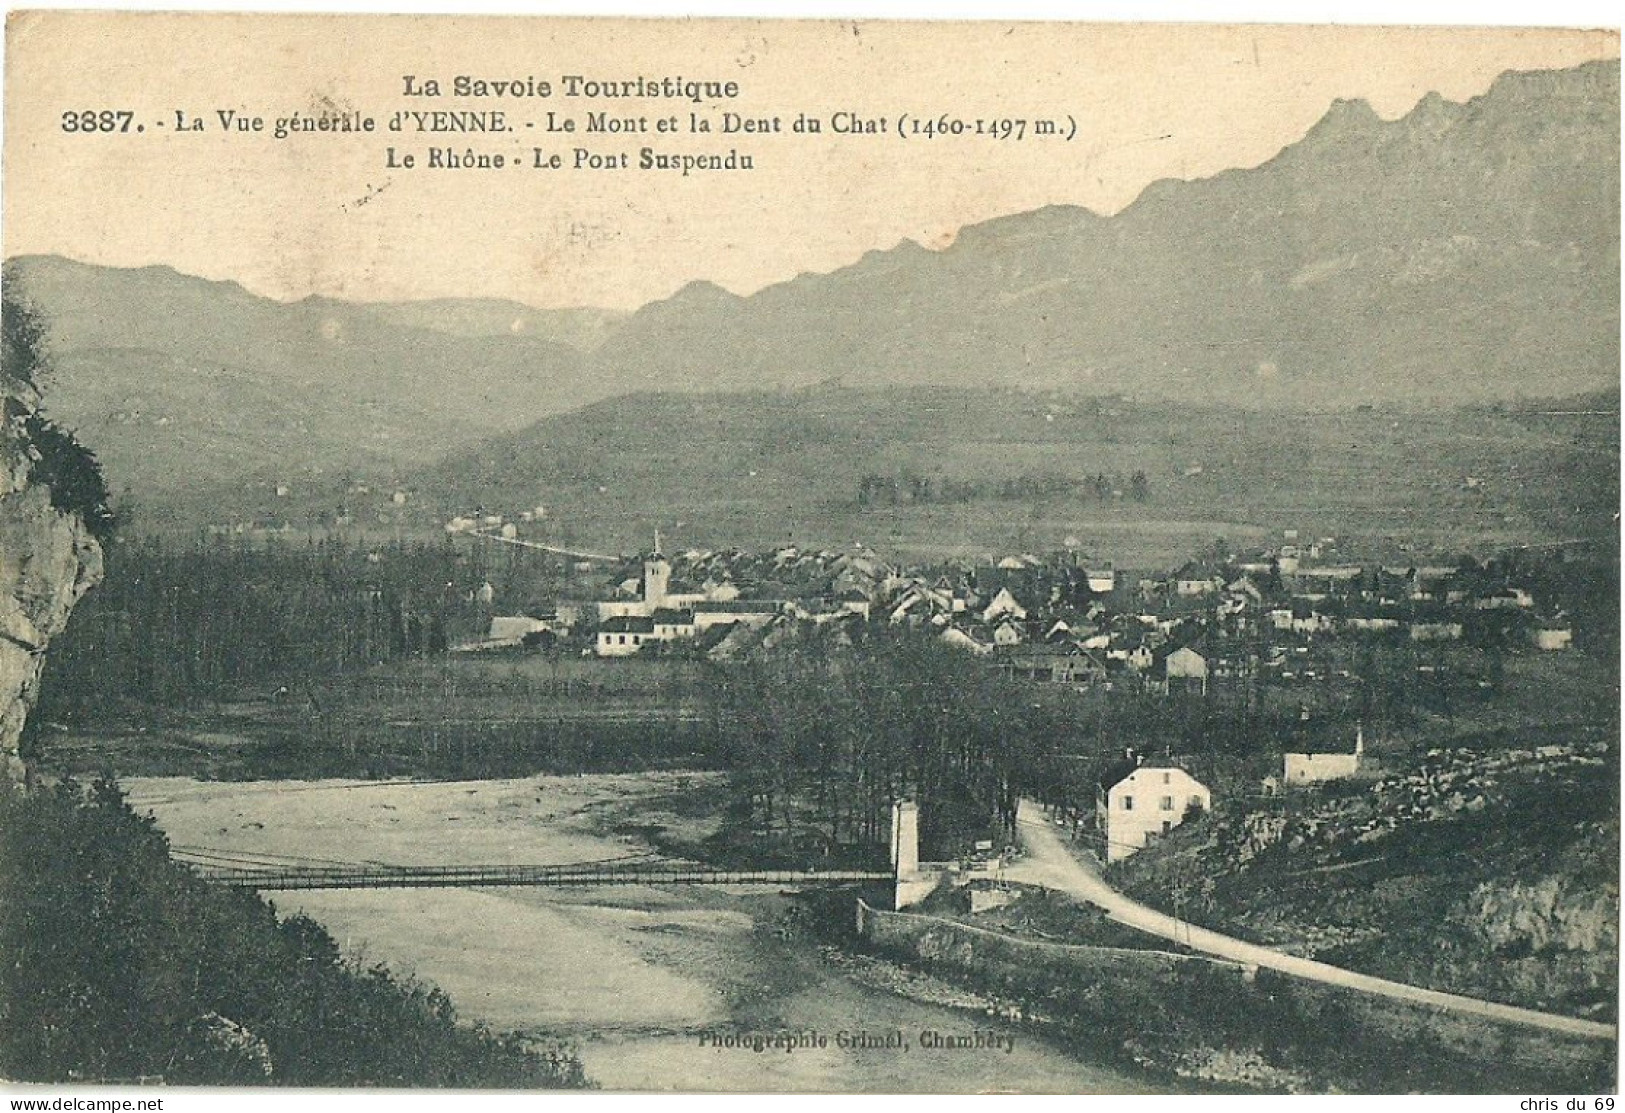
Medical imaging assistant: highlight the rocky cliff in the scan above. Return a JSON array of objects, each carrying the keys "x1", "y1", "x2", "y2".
[
  {"x1": 1112, "y1": 741, "x2": 1619, "y2": 1020},
  {"x1": 2, "y1": 302, "x2": 106, "y2": 784}
]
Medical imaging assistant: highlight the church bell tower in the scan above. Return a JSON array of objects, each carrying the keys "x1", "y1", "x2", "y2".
[{"x1": 643, "y1": 530, "x2": 670, "y2": 607}]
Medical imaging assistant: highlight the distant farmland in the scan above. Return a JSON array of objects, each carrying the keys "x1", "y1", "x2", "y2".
[{"x1": 156, "y1": 388, "x2": 1618, "y2": 569}]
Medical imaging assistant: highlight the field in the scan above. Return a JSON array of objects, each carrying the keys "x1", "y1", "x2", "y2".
[
  {"x1": 150, "y1": 390, "x2": 1620, "y2": 571},
  {"x1": 416, "y1": 392, "x2": 1621, "y2": 565}
]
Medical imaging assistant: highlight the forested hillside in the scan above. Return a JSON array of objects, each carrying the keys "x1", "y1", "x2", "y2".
[{"x1": 0, "y1": 778, "x2": 590, "y2": 1086}]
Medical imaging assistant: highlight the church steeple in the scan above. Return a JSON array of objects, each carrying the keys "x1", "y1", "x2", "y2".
[{"x1": 643, "y1": 530, "x2": 670, "y2": 605}]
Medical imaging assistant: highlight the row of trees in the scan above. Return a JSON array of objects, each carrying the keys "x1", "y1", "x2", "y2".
[
  {"x1": 699, "y1": 629, "x2": 1085, "y2": 861},
  {"x1": 32, "y1": 536, "x2": 506, "y2": 722},
  {"x1": 855, "y1": 469, "x2": 1150, "y2": 507}
]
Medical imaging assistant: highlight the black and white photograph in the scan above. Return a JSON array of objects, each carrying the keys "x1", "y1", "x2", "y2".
[{"x1": 0, "y1": 10, "x2": 1618, "y2": 1096}]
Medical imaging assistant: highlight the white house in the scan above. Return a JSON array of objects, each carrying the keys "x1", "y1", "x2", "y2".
[
  {"x1": 1475, "y1": 587, "x2": 1534, "y2": 611},
  {"x1": 981, "y1": 587, "x2": 1028, "y2": 624},
  {"x1": 650, "y1": 607, "x2": 696, "y2": 642},
  {"x1": 693, "y1": 599, "x2": 781, "y2": 631},
  {"x1": 1269, "y1": 601, "x2": 1333, "y2": 634},
  {"x1": 1345, "y1": 606, "x2": 1403, "y2": 633},
  {"x1": 837, "y1": 589, "x2": 872, "y2": 619},
  {"x1": 1284, "y1": 724, "x2": 1365, "y2": 786},
  {"x1": 596, "y1": 615, "x2": 655, "y2": 657},
  {"x1": 1174, "y1": 562, "x2": 1223, "y2": 596},
  {"x1": 1409, "y1": 620, "x2": 1464, "y2": 642},
  {"x1": 1097, "y1": 762, "x2": 1211, "y2": 862},
  {"x1": 1085, "y1": 566, "x2": 1116, "y2": 594},
  {"x1": 1160, "y1": 646, "x2": 1209, "y2": 694},
  {"x1": 1294, "y1": 566, "x2": 1364, "y2": 591},
  {"x1": 991, "y1": 619, "x2": 1025, "y2": 646},
  {"x1": 1532, "y1": 622, "x2": 1574, "y2": 651}
]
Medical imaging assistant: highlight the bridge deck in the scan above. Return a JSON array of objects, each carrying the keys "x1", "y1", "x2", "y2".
[{"x1": 185, "y1": 860, "x2": 891, "y2": 892}]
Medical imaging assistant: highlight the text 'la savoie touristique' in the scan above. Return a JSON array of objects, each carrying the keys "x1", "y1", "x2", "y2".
[{"x1": 401, "y1": 74, "x2": 743, "y2": 104}]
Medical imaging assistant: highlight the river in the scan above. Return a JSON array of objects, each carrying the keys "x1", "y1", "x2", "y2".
[{"x1": 122, "y1": 773, "x2": 1163, "y2": 1093}]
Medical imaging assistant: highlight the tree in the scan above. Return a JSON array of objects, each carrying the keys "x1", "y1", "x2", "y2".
[
  {"x1": 2, "y1": 277, "x2": 49, "y2": 395},
  {"x1": 1, "y1": 283, "x2": 116, "y2": 540},
  {"x1": 702, "y1": 628, "x2": 1053, "y2": 861}
]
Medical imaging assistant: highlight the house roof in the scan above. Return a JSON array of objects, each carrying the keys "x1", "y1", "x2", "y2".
[
  {"x1": 984, "y1": 586, "x2": 1027, "y2": 608},
  {"x1": 1100, "y1": 762, "x2": 1205, "y2": 792},
  {"x1": 1281, "y1": 712, "x2": 1363, "y2": 754},
  {"x1": 601, "y1": 616, "x2": 655, "y2": 634},
  {"x1": 997, "y1": 642, "x2": 1080, "y2": 658},
  {"x1": 709, "y1": 621, "x2": 772, "y2": 660},
  {"x1": 650, "y1": 608, "x2": 694, "y2": 625},
  {"x1": 693, "y1": 599, "x2": 781, "y2": 614},
  {"x1": 1294, "y1": 565, "x2": 1365, "y2": 580},
  {"x1": 1097, "y1": 758, "x2": 1140, "y2": 792},
  {"x1": 692, "y1": 622, "x2": 738, "y2": 652},
  {"x1": 1283, "y1": 730, "x2": 1362, "y2": 755},
  {"x1": 939, "y1": 627, "x2": 992, "y2": 654}
]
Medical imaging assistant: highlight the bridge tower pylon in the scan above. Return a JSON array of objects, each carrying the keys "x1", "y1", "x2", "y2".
[{"x1": 889, "y1": 799, "x2": 933, "y2": 910}]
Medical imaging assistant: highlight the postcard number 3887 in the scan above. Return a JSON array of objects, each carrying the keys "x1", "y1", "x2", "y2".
[{"x1": 60, "y1": 110, "x2": 136, "y2": 133}]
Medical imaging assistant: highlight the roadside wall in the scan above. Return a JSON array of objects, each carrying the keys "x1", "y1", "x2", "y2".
[
  {"x1": 857, "y1": 898, "x2": 1248, "y2": 982},
  {"x1": 854, "y1": 900, "x2": 1614, "y2": 1092}
]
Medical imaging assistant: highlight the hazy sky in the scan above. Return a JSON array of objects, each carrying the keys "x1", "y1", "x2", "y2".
[{"x1": 3, "y1": 14, "x2": 1616, "y2": 309}]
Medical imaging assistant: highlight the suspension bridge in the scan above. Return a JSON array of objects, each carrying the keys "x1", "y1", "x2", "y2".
[{"x1": 172, "y1": 845, "x2": 892, "y2": 893}]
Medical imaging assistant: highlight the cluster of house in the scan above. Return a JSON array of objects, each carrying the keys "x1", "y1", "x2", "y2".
[
  {"x1": 588, "y1": 539, "x2": 880, "y2": 659},
  {"x1": 456, "y1": 532, "x2": 1547, "y2": 862},
  {"x1": 453, "y1": 531, "x2": 1577, "y2": 681},
  {"x1": 1091, "y1": 718, "x2": 1371, "y2": 862},
  {"x1": 886, "y1": 538, "x2": 1575, "y2": 695},
  {"x1": 1096, "y1": 730, "x2": 1610, "y2": 865}
]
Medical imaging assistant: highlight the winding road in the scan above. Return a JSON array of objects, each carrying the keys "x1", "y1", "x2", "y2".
[{"x1": 1007, "y1": 799, "x2": 1616, "y2": 1042}]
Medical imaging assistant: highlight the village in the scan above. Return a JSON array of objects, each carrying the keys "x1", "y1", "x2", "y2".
[{"x1": 437, "y1": 515, "x2": 1593, "y2": 864}]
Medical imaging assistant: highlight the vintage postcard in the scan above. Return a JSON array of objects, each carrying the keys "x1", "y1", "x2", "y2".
[{"x1": 0, "y1": 11, "x2": 1619, "y2": 1096}]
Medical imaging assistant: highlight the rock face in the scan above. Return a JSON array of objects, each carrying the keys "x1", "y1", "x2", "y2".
[
  {"x1": 1472, "y1": 871, "x2": 1616, "y2": 956},
  {"x1": 1114, "y1": 745, "x2": 1619, "y2": 1018},
  {"x1": 2, "y1": 365, "x2": 105, "y2": 785}
]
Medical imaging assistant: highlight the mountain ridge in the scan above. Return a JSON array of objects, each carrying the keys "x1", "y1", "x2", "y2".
[
  {"x1": 4, "y1": 58, "x2": 1616, "y2": 525},
  {"x1": 573, "y1": 57, "x2": 1617, "y2": 405}
]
